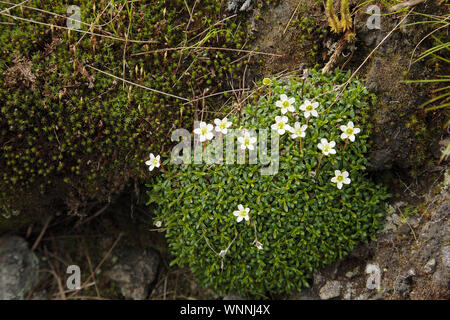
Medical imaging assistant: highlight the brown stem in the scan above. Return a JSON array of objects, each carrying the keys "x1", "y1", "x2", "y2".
[
  {"x1": 160, "y1": 161, "x2": 167, "y2": 174},
  {"x1": 316, "y1": 154, "x2": 324, "y2": 171},
  {"x1": 343, "y1": 136, "x2": 349, "y2": 151},
  {"x1": 300, "y1": 138, "x2": 303, "y2": 153}
]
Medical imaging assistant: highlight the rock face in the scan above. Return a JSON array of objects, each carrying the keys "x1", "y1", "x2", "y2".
[
  {"x1": 0, "y1": 236, "x2": 39, "y2": 300},
  {"x1": 319, "y1": 281, "x2": 341, "y2": 300},
  {"x1": 105, "y1": 248, "x2": 160, "y2": 300}
]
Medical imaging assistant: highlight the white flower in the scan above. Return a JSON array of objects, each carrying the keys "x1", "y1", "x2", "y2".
[
  {"x1": 233, "y1": 204, "x2": 250, "y2": 223},
  {"x1": 219, "y1": 249, "x2": 228, "y2": 257},
  {"x1": 237, "y1": 131, "x2": 257, "y2": 150},
  {"x1": 340, "y1": 121, "x2": 361, "y2": 142},
  {"x1": 288, "y1": 122, "x2": 308, "y2": 139},
  {"x1": 145, "y1": 153, "x2": 160, "y2": 171},
  {"x1": 317, "y1": 138, "x2": 336, "y2": 156},
  {"x1": 214, "y1": 117, "x2": 232, "y2": 134},
  {"x1": 331, "y1": 170, "x2": 351, "y2": 189},
  {"x1": 193, "y1": 122, "x2": 214, "y2": 142},
  {"x1": 275, "y1": 94, "x2": 295, "y2": 114},
  {"x1": 299, "y1": 100, "x2": 319, "y2": 118},
  {"x1": 253, "y1": 240, "x2": 263, "y2": 250},
  {"x1": 155, "y1": 221, "x2": 162, "y2": 228},
  {"x1": 271, "y1": 116, "x2": 290, "y2": 135}
]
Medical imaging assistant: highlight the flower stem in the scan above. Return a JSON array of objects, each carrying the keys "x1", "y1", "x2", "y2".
[
  {"x1": 316, "y1": 154, "x2": 324, "y2": 171},
  {"x1": 343, "y1": 136, "x2": 349, "y2": 151},
  {"x1": 300, "y1": 138, "x2": 303, "y2": 154},
  {"x1": 160, "y1": 161, "x2": 167, "y2": 174}
]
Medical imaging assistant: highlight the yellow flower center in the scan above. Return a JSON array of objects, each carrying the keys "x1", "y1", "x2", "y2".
[
  {"x1": 244, "y1": 138, "x2": 250, "y2": 146},
  {"x1": 337, "y1": 175, "x2": 344, "y2": 182},
  {"x1": 346, "y1": 128, "x2": 354, "y2": 135},
  {"x1": 239, "y1": 210, "x2": 247, "y2": 217},
  {"x1": 282, "y1": 100, "x2": 290, "y2": 108},
  {"x1": 306, "y1": 104, "x2": 313, "y2": 111},
  {"x1": 220, "y1": 123, "x2": 226, "y2": 129},
  {"x1": 201, "y1": 128, "x2": 207, "y2": 135},
  {"x1": 323, "y1": 145, "x2": 330, "y2": 152},
  {"x1": 278, "y1": 122, "x2": 285, "y2": 129}
]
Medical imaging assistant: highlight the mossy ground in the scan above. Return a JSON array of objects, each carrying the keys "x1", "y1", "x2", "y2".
[
  {"x1": 0, "y1": 0, "x2": 448, "y2": 300},
  {"x1": 0, "y1": 0, "x2": 275, "y2": 221}
]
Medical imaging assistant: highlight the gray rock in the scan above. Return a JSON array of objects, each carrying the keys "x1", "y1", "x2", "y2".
[
  {"x1": 394, "y1": 270, "x2": 415, "y2": 296},
  {"x1": 441, "y1": 246, "x2": 450, "y2": 268},
  {"x1": 226, "y1": 0, "x2": 253, "y2": 12},
  {"x1": 423, "y1": 258, "x2": 436, "y2": 274},
  {"x1": 431, "y1": 269, "x2": 449, "y2": 289},
  {"x1": 343, "y1": 283, "x2": 355, "y2": 300},
  {"x1": 105, "y1": 248, "x2": 160, "y2": 300},
  {"x1": 319, "y1": 281, "x2": 341, "y2": 300},
  {"x1": 0, "y1": 236, "x2": 39, "y2": 300}
]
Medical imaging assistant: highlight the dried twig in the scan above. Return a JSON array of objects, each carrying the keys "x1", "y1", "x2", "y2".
[
  {"x1": 31, "y1": 216, "x2": 52, "y2": 251},
  {"x1": 389, "y1": 0, "x2": 426, "y2": 12}
]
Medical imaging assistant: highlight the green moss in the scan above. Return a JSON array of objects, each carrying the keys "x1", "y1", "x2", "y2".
[{"x1": 0, "y1": 0, "x2": 260, "y2": 212}]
